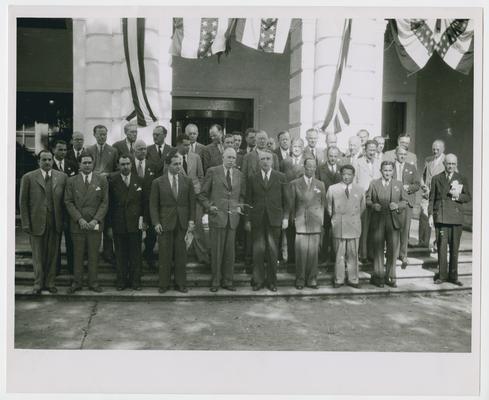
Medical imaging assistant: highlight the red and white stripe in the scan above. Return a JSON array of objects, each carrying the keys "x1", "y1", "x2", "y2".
[{"x1": 235, "y1": 18, "x2": 291, "y2": 53}]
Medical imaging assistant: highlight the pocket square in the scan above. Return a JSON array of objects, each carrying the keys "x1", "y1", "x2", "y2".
[
  {"x1": 136, "y1": 187, "x2": 142, "y2": 191},
  {"x1": 96, "y1": 186, "x2": 101, "y2": 191}
]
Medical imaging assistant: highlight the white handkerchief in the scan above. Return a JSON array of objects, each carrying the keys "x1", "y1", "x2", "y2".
[
  {"x1": 96, "y1": 186, "x2": 101, "y2": 191},
  {"x1": 202, "y1": 214, "x2": 209, "y2": 225},
  {"x1": 94, "y1": 223, "x2": 100, "y2": 231},
  {"x1": 136, "y1": 187, "x2": 142, "y2": 191}
]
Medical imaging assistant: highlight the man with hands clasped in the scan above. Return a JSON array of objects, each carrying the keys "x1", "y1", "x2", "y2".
[
  {"x1": 366, "y1": 161, "x2": 408, "y2": 288},
  {"x1": 150, "y1": 149, "x2": 196, "y2": 294},
  {"x1": 428, "y1": 154, "x2": 471, "y2": 286},
  {"x1": 244, "y1": 150, "x2": 289, "y2": 292}
]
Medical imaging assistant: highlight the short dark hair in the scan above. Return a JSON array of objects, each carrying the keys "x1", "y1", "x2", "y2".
[
  {"x1": 232, "y1": 131, "x2": 243, "y2": 137},
  {"x1": 245, "y1": 128, "x2": 258, "y2": 137},
  {"x1": 277, "y1": 130, "x2": 289, "y2": 140},
  {"x1": 340, "y1": 164, "x2": 355, "y2": 175},
  {"x1": 381, "y1": 160, "x2": 395, "y2": 170},
  {"x1": 54, "y1": 139, "x2": 67, "y2": 148},
  {"x1": 223, "y1": 134, "x2": 234, "y2": 141},
  {"x1": 117, "y1": 154, "x2": 132, "y2": 164},
  {"x1": 303, "y1": 157, "x2": 316, "y2": 167},
  {"x1": 79, "y1": 153, "x2": 94, "y2": 163},
  {"x1": 37, "y1": 149, "x2": 53, "y2": 159},
  {"x1": 398, "y1": 133, "x2": 411, "y2": 140},
  {"x1": 93, "y1": 125, "x2": 108, "y2": 134},
  {"x1": 165, "y1": 148, "x2": 181, "y2": 165},
  {"x1": 176, "y1": 133, "x2": 191, "y2": 144},
  {"x1": 153, "y1": 125, "x2": 168, "y2": 135},
  {"x1": 210, "y1": 123, "x2": 222, "y2": 132}
]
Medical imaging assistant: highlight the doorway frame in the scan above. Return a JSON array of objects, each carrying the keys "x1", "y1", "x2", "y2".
[{"x1": 382, "y1": 93, "x2": 417, "y2": 151}]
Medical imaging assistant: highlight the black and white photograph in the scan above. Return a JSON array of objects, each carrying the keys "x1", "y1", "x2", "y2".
[{"x1": 3, "y1": 2, "x2": 486, "y2": 397}]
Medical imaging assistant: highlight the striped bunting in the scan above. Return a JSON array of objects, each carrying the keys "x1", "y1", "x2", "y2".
[
  {"x1": 235, "y1": 18, "x2": 291, "y2": 53},
  {"x1": 172, "y1": 18, "x2": 231, "y2": 59},
  {"x1": 321, "y1": 19, "x2": 352, "y2": 133},
  {"x1": 122, "y1": 18, "x2": 157, "y2": 127},
  {"x1": 435, "y1": 19, "x2": 474, "y2": 75}
]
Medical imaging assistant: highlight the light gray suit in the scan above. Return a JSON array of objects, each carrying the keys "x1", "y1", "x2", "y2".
[
  {"x1": 19, "y1": 169, "x2": 67, "y2": 290},
  {"x1": 326, "y1": 182, "x2": 365, "y2": 285}
]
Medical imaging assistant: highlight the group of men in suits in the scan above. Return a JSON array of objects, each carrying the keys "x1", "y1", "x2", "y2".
[{"x1": 19, "y1": 122, "x2": 471, "y2": 294}]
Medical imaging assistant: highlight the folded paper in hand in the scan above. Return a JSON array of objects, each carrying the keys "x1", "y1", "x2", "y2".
[{"x1": 184, "y1": 230, "x2": 194, "y2": 250}]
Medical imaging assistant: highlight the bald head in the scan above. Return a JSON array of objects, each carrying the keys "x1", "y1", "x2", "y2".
[
  {"x1": 222, "y1": 147, "x2": 237, "y2": 169},
  {"x1": 444, "y1": 153, "x2": 458, "y2": 174},
  {"x1": 432, "y1": 140, "x2": 445, "y2": 158},
  {"x1": 134, "y1": 139, "x2": 147, "y2": 161},
  {"x1": 348, "y1": 136, "x2": 361, "y2": 155},
  {"x1": 325, "y1": 132, "x2": 337, "y2": 147},
  {"x1": 72, "y1": 131, "x2": 84, "y2": 151}
]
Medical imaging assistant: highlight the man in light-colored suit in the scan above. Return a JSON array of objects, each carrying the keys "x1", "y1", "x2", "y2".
[
  {"x1": 383, "y1": 133, "x2": 417, "y2": 166},
  {"x1": 355, "y1": 140, "x2": 382, "y2": 262},
  {"x1": 393, "y1": 146, "x2": 420, "y2": 267},
  {"x1": 146, "y1": 125, "x2": 173, "y2": 176},
  {"x1": 175, "y1": 132, "x2": 208, "y2": 264},
  {"x1": 326, "y1": 164, "x2": 366, "y2": 288},
  {"x1": 20, "y1": 150, "x2": 67, "y2": 294},
  {"x1": 373, "y1": 136, "x2": 385, "y2": 160},
  {"x1": 150, "y1": 149, "x2": 196, "y2": 293},
  {"x1": 64, "y1": 153, "x2": 109, "y2": 293},
  {"x1": 366, "y1": 161, "x2": 409, "y2": 288},
  {"x1": 199, "y1": 148, "x2": 245, "y2": 292},
  {"x1": 86, "y1": 124, "x2": 118, "y2": 263},
  {"x1": 303, "y1": 128, "x2": 326, "y2": 170},
  {"x1": 186, "y1": 123, "x2": 206, "y2": 157},
  {"x1": 290, "y1": 158, "x2": 327, "y2": 289},
  {"x1": 113, "y1": 122, "x2": 138, "y2": 160},
  {"x1": 419, "y1": 140, "x2": 446, "y2": 247}
]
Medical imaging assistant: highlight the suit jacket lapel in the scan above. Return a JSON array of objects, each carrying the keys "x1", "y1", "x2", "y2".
[{"x1": 35, "y1": 169, "x2": 46, "y2": 190}]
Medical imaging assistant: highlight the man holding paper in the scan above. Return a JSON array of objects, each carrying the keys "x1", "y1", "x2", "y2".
[
  {"x1": 428, "y1": 154, "x2": 471, "y2": 286},
  {"x1": 108, "y1": 155, "x2": 146, "y2": 291},
  {"x1": 64, "y1": 153, "x2": 108, "y2": 293},
  {"x1": 150, "y1": 149, "x2": 196, "y2": 293}
]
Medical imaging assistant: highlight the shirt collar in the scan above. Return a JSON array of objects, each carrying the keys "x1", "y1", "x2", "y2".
[
  {"x1": 121, "y1": 172, "x2": 131, "y2": 180},
  {"x1": 41, "y1": 169, "x2": 51, "y2": 178},
  {"x1": 261, "y1": 169, "x2": 270, "y2": 179},
  {"x1": 383, "y1": 179, "x2": 391, "y2": 186},
  {"x1": 126, "y1": 139, "x2": 133, "y2": 149},
  {"x1": 81, "y1": 172, "x2": 92, "y2": 181}
]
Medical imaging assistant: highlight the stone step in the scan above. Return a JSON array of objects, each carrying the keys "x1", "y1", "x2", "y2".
[
  {"x1": 14, "y1": 252, "x2": 473, "y2": 274},
  {"x1": 14, "y1": 263, "x2": 472, "y2": 288},
  {"x1": 14, "y1": 275, "x2": 472, "y2": 300}
]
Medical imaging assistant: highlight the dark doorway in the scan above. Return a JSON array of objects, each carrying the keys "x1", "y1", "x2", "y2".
[
  {"x1": 172, "y1": 97, "x2": 254, "y2": 145},
  {"x1": 381, "y1": 101, "x2": 407, "y2": 151}
]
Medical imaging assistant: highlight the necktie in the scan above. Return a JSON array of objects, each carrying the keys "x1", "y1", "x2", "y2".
[
  {"x1": 129, "y1": 142, "x2": 134, "y2": 156},
  {"x1": 172, "y1": 174, "x2": 178, "y2": 199},
  {"x1": 264, "y1": 172, "x2": 269, "y2": 186},
  {"x1": 226, "y1": 169, "x2": 232, "y2": 189},
  {"x1": 183, "y1": 155, "x2": 188, "y2": 174},
  {"x1": 84, "y1": 175, "x2": 89, "y2": 188},
  {"x1": 158, "y1": 145, "x2": 162, "y2": 158},
  {"x1": 345, "y1": 186, "x2": 350, "y2": 199},
  {"x1": 124, "y1": 175, "x2": 130, "y2": 187},
  {"x1": 44, "y1": 172, "x2": 50, "y2": 183},
  {"x1": 75, "y1": 150, "x2": 79, "y2": 159},
  {"x1": 137, "y1": 161, "x2": 144, "y2": 178}
]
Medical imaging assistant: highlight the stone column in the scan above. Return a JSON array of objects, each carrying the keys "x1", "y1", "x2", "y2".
[
  {"x1": 73, "y1": 18, "x2": 173, "y2": 146},
  {"x1": 288, "y1": 19, "x2": 316, "y2": 140},
  {"x1": 310, "y1": 18, "x2": 388, "y2": 151}
]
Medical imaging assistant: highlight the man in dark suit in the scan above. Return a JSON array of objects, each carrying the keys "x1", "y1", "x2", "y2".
[
  {"x1": 150, "y1": 149, "x2": 196, "y2": 293},
  {"x1": 51, "y1": 140, "x2": 77, "y2": 275},
  {"x1": 66, "y1": 131, "x2": 86, "y2": 165},
  {"x1": 428, "y1": 154, "x2": 471, "y2": 286},
  {"x1": 326, "y1": 164, "x2": 365, "y2": 288},
  {"x1": 64, "y1": 153, "x2": 109, "y2": 293},
  {"x1": 274, "y1": 130, "x2": 291, "y2": 169},
  {"x1": 290, "y1": 158, "x2": 327, "y2": 289},
  {"x1": 186, "y1": 123, "x2": 205, "y2": 157},
  {"x1": 241, "y1": 130, "x2": 279, "y2": 265},
  {"x1": 366, "y1": 161, "x2": 409, "y2": 288},
  {"x1": 131, "y1": 139, "x2": 161, "y2": 269},
  {"x1": 318, "y1": 146, "x2": 342, "y2": 262},
  {"x1": 233, "y1": 131, "x2": 243, "y2": 153},
  {"x1": 108, "y1": 155, "x2": 146, "y2": 290},
  {"x1": 245, "y1": 150, "x2": 288, "y2": 291},
  {"x1": 393, "y1": 146, "x2": 420, "y2": 267},
  {"x1": 86, "y1": 124, "x2": 118, "y2": 263},
  {"x1": 175, "y1": 133, "x2": 208, "y2": 264},
  {"x1": 199, "y1": 148, "x2": 245, "y2": 292},
  {"x1": 281, "y1": 138, "x2": 305, "y2": 263},
  {"x1": 146, "y1": 125, "x2": 172, "y2": 175},
  {"x1": 202, "y1": 123, "x2": 224, "y2": 172},
  {"x1": 19, "y1": 150, "x2": 67, "y2": 294},
  {"x1": 113, "y1": 122, "x2": 138, "y2": 160},
  {"x1": 244, "y1": 128, "x2": 257, "y2": 154}
]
